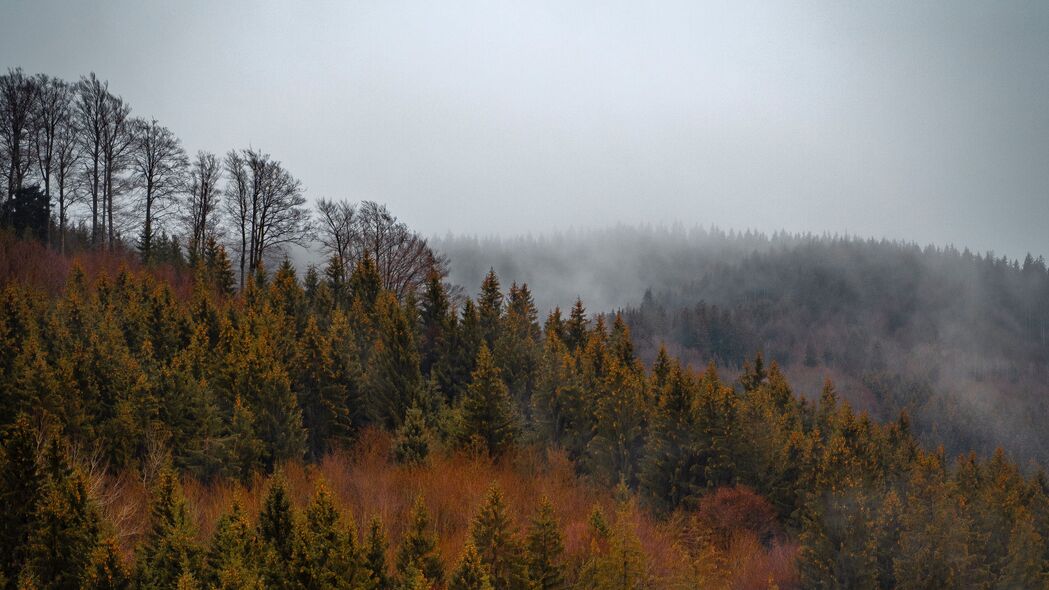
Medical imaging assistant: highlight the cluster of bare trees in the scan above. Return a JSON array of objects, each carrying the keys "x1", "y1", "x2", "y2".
[{"x1": 2, "y1": 67, "x2": 443, "y2": 294}]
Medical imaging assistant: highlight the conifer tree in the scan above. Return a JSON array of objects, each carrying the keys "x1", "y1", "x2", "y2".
[
  {"x1": 293, "y1": 482, "x2": 363, "y2": 589},
  {"x1": 395, "y1": 496, "x2": 443, "y2": 586},
  {"x1": 477, "y1": 269, "x2": 503, "y2": 349},
  {"x1": 494, "y1": 283, "x2": 541, "y2": 407},
  {"x1": 393, "y1": 404, "x2": 431, "y2": 465},
  {"x1": 0, "y1": 415, "x2": 44, "y2": 587},
  {"x1": 258, "y1": 477, "x2": 296, "y2": 568},
  {"x1": 524, "y1": 497, "x2": 566, "y2": 590},
  {"x1": 449, "y1": 543, "x2": 494, "y2": 590},
  {"x1": 83, "y1": 538, "x2": 131, "y2": 590},
  {"x1": 419, "y1": 270, "x2": 452, "y2": 382},
  {"x1": 997, "y1": 508, "x2": 1047, "y2": 589},
  {"x1": 447, "y1": 299, "x2": 482, "y2": 400},
  {"x1": 135, "y1": 469, "x2": 202, "y2": 590},
  {"x1": 295, "y1": 316, "x2": 353, "y2": 459},
  {"x1": 471, "y1": 485, "x2": 528, "y2": 590},
  {"x1": 204, "y1": 502, "x2": 262, "y2": 589},
  {"x1": 565, "y1": 299, "x2": 588, "y2": 351},
  {"x1": 366, "y1": 293, "x2": 424, "y2": 428},
  {"x1": 220, "y1": 395, "x2": 264, "y2": 482},
  {"x1": 23, "y1": 454, "x2": 102, "y2": 589},
  {"x1": 363, "y1": 517, "x2": 392, "y2": 590},
  {"x1": 461, "y1": 345, "x2": 518, "y2": 458}
]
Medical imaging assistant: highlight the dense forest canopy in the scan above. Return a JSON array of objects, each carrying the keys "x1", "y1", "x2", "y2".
[
  {"x1": 437, "y1": 229, "x2": 1049, "y2": 465},
  {"x1": 5, "y1": 66, "x2": 1049, "y2": 589}
]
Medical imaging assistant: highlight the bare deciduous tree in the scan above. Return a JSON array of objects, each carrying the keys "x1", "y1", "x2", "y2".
[
  {"x1": 181, "y1": 150, "x2": 223, "y2": 262},
  {"x1": 100, "y1": 92, "x2": 133, "y2": 249},
  {"x1": 53, "y1": 101, "x2": 81, "y2": 253},
  {"x1": 130, "y1": 117, "x2": 187, "y2": 262},
  {"x1": 75, "y1": 73, "x2": 107, "y2": 244},
  {"x1": 0, "y1": 67, "x2": 38, "y2": 202},
  {"x1": 315, "y1": 199, "x2": 444, "y2": 298},
  {"x1": 224, "y1": 148, "x2": 311, "y2": 288},
  {"x1": 31, "y1": 75, "x2": 74, "y2": 243}
]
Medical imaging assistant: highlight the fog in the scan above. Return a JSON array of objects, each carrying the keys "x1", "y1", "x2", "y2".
[{"x1": 3, "y1": 0, "x2": 1048, "y2": 259}]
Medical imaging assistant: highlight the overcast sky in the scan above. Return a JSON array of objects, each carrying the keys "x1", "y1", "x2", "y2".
[{"x1": 3, "y1": 0, "x2": 1048, "y2": 258}]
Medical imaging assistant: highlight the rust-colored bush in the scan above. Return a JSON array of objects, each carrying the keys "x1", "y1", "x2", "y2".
[{"x1": 694, "y1": 485, "x2": 781, "y2": 548}]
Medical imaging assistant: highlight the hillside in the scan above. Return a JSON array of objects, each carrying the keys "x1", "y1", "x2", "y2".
[
  {"x1": 3, "y1": 233, "x2": 1049, "y2": 589},
  {"x1": 436, "y1": 228, "x2": 1049, "y2": 464}
]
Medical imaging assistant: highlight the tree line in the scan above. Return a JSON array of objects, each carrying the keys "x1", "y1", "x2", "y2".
[
  {"x1": 0, "y1": 67, "x2": 441, "y2": 293},
  {"x1": 3, "y1": 245, "x2": 1049, "y2": 587}
]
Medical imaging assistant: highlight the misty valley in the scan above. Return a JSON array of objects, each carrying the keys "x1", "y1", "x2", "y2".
[{"x1": 4, "y1": 4, "x2": 1049, "y2": 587}]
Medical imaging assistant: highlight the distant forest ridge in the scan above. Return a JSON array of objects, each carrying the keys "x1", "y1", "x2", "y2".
[{"x1": 437, "y1": 226, "x2": 1049, "y2": 464}]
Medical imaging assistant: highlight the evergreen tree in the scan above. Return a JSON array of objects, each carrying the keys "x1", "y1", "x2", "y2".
[
  {"x1": 134, "y1": 469, "x2": 202, "y2": 590},
  {"x1": 395, "y1": 496, "x2": 443, "y2": 586},
  {"x1": 0, "y1": 416, "x2": 45, "y2": 588},
  {"x1": 23, "y1": 446, "x2": 102, "y2": 590},
  {"x1": 366, "y1": 293, "x2": 424, "y2": 428},
  {"x1": 565, "y1": 299, "x2": 588, "y2": 351},
  {"x1": 471, "y1": 485, "x2": 527, "y2": 590},
  {"x1": 477, "y1": 269, "x2": 503, "y2": 349},
  {"x1": 449, "y1": 543, "x2": 494, "y2": 590},
  {"x1": 524, "y1": 497, "x2": 566, "y2": 590},
  {"x1": 295, "y1": 316, "x2": 353, "y2": 459},
  {"x1": 204, "y1": 502, "x2": 262, "y2": 589},
  {"x1": 461, "y1": 345, "x2": 518, "y2": 458},
  {"x1": 293, "y1": 482, "x2": 363, "y2": 589},
  {"x1": 257, "y1": 477, "x2": 296, "y2": 585},
  {"x1": 393, "y1": 403, "x2": 431, "y2": 465},
  {"x1": 363, "y1": 517, "x2": 392, "y2": 590},
  {"x1": 83, "y1": 539, "x2": 131, "y2": 590}
]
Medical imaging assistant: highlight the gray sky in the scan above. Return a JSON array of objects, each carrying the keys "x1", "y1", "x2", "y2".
[{"x1": 4, "y1": 0, "x2": 1048, "y2": 258}]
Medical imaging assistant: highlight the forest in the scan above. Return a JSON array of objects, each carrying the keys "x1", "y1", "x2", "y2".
[
  {"x1": 5, "y1": 67, "x2": 1049, "y2": 590},
  {"x1": 438, "y1": 229, "x2": 1049, "y2": 466}
]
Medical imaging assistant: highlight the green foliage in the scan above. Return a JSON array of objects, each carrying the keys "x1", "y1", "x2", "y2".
[
  {"x1": 471, "y1": 485, "x2": 528, "y2": 590},
  {"x1": 134, "y1": 469, "x2": 202, "y2": 590},
  {"x1": 395, "y1": 496, "x2": 443, "y2": 586},
  {"x1": 525, "y1": 498, "x2": 566, "y2": 590},
  {"x1": 460, "y1": 345, "x2": 518, "y2": 457},
  {"x1": 449, "y1": 543, "x2": 494, "y2": 590},
  {"x1": 393, "y1": 404, "x2": 431, "y2": 465}
]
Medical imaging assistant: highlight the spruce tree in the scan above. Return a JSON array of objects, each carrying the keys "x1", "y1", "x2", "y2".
[
  {"x1": 393, "y1": 404, "x2": 431, "y2": 465},
  {"x1": 293, "y1": 482, "x2": 363, "y2": 589},
  {"x1": 295, "y1": 316, "x2": 352, "y2": 459},
  {"x1": 471, "y1": 485, "x2": 527, "y2": 590},
  {"x1": 449, "y1": 543, "x2": 494, "y2": 590},
  {"x1": 363, "y1": 517, "x2": 392, "y2": 590},
  {"x1": 134, "y1": 469, "x2": 202, "y2": 590},
  {"x1": 366, "y1": 293, "x2": 423, "y2": 428},
  {"x1": 0, "y1": 415, "x2": 45, "y2": 587},
  {"x1": 524, "y1": 497, "x2": 566, "y2": 590},
  {"x1": 83, "y1": 539, "x2": 131, "y2": 590},
  {"x1": 477, "y1": 269, "x2": 503, "y2": 349},
  {"x1": 461, "y1": 345, "x2": 518, "y2": 458},
  {"x1": 204, "y1": 502, "x2": 262, "y2": 589},
  {"x1": 395, "y1": 496, "x2": 443, "y2": 586},
  {"x1": 257, "y1": 477, "x2": 296, "y2": 585}
]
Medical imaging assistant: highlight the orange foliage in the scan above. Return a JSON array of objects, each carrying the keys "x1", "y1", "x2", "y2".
[{"x1": 104, "y1": 430, "x2": 798, "y2": 588}]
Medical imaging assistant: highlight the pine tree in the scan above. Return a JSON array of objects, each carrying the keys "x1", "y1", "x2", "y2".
[
  {"x1": 524, "y1": 497, "x2": 566, "y2": 590},
  {"x1": 220, "y1": 395, "x2": 264, "y2": 482},
  {"x1": 461, "y1": 345, "x2": 518, "y2": 458},
  {"x1": 23, "y1": 442, "x2": 102, "y2": 589},
  {"x1": 363, "y1": 517, "x2": 392, "y2": 590},
  {"x1": 366, "y1": 293, "x2": 424, "y2": 428},
  {"x1": 395, "y1": 496, "x2": 443, "y2": 586},
  {"x1": 0, "y1": 415, "x2": 45, "y2": 587},
  {"x1": 258, "y1": 477, "x2": 296, "y2": 569},
  {"x1": 471, "y1": 485, "x2": 528, "y2": 590},
  {"x1": 204, "y1": 502, "x2": 262, "y2": 589},
  {"x1": 997, "y1": 508, "x2": 1046, "y2": 590},
  {"x1": 478, "y1": 269, "x2": 503, "y2": 349},
  {"x1": 295, "y1": 316, "x2": 353, "y2": 459},
  {"x1": 293, "y1": 482, "x2": 363, "y2": 589},
  {"x1": 83, "y1": 539, "x2": 131, "y2": 590},
  {"x1": 135, "y1": 469, "x2": 202, "y2": 590},
  {"x1": 449, "y1": 543, "x2": 494, "y2": 590},
  {"x1": 393, "y1": 404, "x2": 431, "y2": 465}
]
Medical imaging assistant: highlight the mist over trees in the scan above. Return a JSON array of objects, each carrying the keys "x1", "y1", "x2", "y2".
[{"x1": 437, "y1": 228, "x2": 1049, "y2": 464}]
